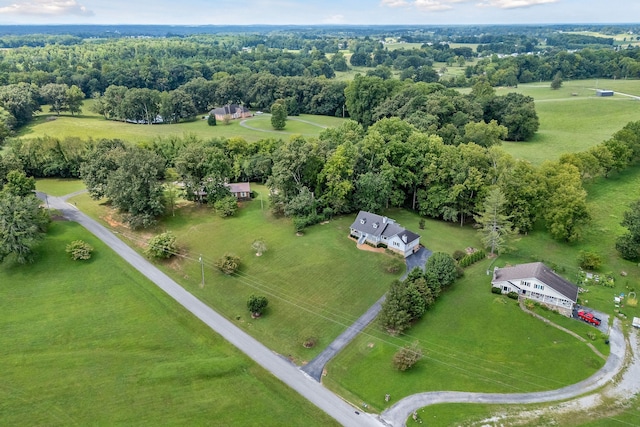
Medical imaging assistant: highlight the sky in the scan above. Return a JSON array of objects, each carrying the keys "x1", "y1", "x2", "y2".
[{"x1": 0, "y1": 0, "x2": 638, "y2": 26}]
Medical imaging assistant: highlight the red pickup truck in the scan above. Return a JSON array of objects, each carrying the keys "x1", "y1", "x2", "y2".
[{"x1": 577, "y1": 310, "x2": 601, "y2": 326}]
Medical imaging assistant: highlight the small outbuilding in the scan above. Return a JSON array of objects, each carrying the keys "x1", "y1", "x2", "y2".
[{"x1": 596, "y1": 89, "x2": 614, "y2": 97}]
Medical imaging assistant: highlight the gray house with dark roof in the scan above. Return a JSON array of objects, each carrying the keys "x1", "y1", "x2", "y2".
[
  {"x1": 349, "y1": 211, "x2": 420, "y2": 258},
  {"x1": 492, "y1": 262, "x2": 579, "y2": 315}
]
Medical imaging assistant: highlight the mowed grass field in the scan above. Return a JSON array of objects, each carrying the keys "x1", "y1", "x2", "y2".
[
  {"x1": 17, "y1": 100, "x2": 345, "y2": 144},
  {"x1": 68, "y1": 184, "x2": 405, "y2": 363},
  {"x1": 323, "y1": 261, "x2": 607, "y2": 413},
  {"x1": 497, "y1": 79, "x2": 640, "y2": 164},
  {"x1": 0, "y1": 221, "x2": 337, "y2": 426},
  {"x1": 416, "y1": 396, "x2": 640, "y2": 427}
]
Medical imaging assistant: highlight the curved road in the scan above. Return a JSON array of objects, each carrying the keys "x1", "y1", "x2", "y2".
[
  {"x1": 40, "y1": 191, "x2": 632, "y2": 427},
  {"x1": 380, "y1": 318, "x2": 626, "y2": 426},
  {"x1": 38, "y1": 192, "x2": 383, "y2": 427}
]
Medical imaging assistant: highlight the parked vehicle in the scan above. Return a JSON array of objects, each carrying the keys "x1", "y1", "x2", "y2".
[{"x1": 577, "y1": 310, "x2": 601, "y2": 326}]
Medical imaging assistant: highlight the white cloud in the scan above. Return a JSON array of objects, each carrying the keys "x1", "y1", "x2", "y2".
[
  {"x1": 380, "y1": 0, "x2": 410, "y2": 8},
  {"x1": 477, "y1": 0, "x2": 558, "y2": 8},
  {"x1": 381, "y1": 0, "x2": 556, "y2": 12},
  {"x1": 323, "y1": 14, "x2": 345, "y2": 23},
  {"x1": 414, "y1": 0, "x2": 454, "y2": 11},
  {"x1": 381, "y1": 0, "x2": 471, "y2": 12},
  {"x1": 0, "y1": 0, "x2": 93, "y2": 16}
]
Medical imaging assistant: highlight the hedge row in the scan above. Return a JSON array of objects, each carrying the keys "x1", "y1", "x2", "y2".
[{"x1": 459, "y1": 249, "x2": 486, "y2": 268}]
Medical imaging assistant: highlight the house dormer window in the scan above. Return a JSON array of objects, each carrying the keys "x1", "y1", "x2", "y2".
[
  {"x1": 373, "y1": 222, "x2": 379, "y2": 229},
  {"x1": 360, "y1": 218, "x2": 366, "y2": 224}
]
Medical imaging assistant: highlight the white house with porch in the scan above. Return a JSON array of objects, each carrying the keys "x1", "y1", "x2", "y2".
[
  {"x1": 491, "y1": 262, "x2": 579, "y2": 316},
  {"x1": 349, "y1": 211, "x2": 420, "y2": 258}
]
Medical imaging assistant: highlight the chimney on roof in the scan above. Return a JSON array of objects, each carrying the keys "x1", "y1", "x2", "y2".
[{"x1": 382, "y1": 216, "x2": 387, "y2": 224}]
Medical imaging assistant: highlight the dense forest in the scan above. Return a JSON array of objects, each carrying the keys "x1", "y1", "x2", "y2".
[{"x1": 2, "y1": 24, "x2": 640, "y2": 246}]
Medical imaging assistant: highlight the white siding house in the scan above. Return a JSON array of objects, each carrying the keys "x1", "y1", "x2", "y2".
[
  {"x1": 492, "y1": 262, "x2": 579, "y2": 316},
  {"x1": 349, "y1": 211, "x2": 420, "y2": 258}
]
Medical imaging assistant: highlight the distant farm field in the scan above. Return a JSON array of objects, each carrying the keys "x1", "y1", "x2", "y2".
[
  {"x1": 17, "y1": 101, "x2": 345, "y2": 144},
  {"x1": 0, "y1": 221, "x2": 337, "y2": 426},
  {"x1": 497, "y1": 79, "x2": 640, "y2": 164}
]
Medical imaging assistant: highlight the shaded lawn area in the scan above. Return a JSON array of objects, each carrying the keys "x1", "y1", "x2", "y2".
[
  {"x1": 323, "y1": 262, "x2": 606, "y2": 414},
  {"x1": 71, "y1": 184, "x2": 403, "y2": 363},
  {"x1": 35, "y1": 178, "x2": 86, "y2": 197},
  {"x1": 0, "y1": 221, "x2": 337, "y2": 427}
]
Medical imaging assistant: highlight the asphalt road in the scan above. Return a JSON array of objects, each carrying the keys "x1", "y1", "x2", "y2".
[
  {"x1": 39, "y1": 193, "x2": 384, "y2": 427},
  {"x1": 380, "y1": 318, "x2": 627, "y2": 426}
]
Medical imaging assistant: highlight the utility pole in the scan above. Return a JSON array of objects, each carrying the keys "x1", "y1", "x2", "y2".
[{"x1": 199, "y1": 255, "x2": 205, "y2": 288}]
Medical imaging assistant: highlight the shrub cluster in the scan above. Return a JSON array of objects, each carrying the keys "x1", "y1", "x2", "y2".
[
  {"x1": 145, "y1": 231, "x2": 177, "y2": 259},
  {"x1": 65, "y1": 240, "x2": 93, "y2": 260},
  {"x1": 491, "y1": 286, "x2": 502, "y2": 294},
  {"x1": 458, "y1": 249, "x2": 486, "y2": 268},
  {"x1": 392, "y1": 341, "x2": 423, "y2": 371},
  {"x1": 507, "y1": 291, "x2": 520, "y2": 300}
]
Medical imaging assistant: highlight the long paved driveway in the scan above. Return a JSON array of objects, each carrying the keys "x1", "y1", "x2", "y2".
[
  {"x1": 380, "y1": 318, "x2": 626, "y2": 426},
  {"x1": 39, "y1": 193, "x2": 383, "y2": 427}
]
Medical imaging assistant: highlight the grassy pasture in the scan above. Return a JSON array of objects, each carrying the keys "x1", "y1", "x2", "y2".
[
  {"x1": 34, "y1": 178, "x2": 86, "y2": 196},
  {"x1": 497, "y1": 79, "x2": 640, "y2": 164},
  {"x1": 17, "y1": 101, "x2": 344, "y2": 144},
  {"x1": 323, "y1": 261, "x2": 607, "y2": 413},
  {"x1": 69, "y1": 184, "x2": 406, "y2": 363},
  {"x1": 418, "y1": 393, "x2": 640, "y2": 427},
  {"x1": 0, "y1": 221, "x2": 337, "y2": 426}
]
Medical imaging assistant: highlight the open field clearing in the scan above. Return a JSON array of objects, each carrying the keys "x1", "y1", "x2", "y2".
[
  {"x1": 17, "y1": 101, "x2": 345, "y2": 144},
  {"x1": 0, "y1": 221, "x2": 336, "y2": 426},
  {"x1": 497, "y1": 79, "x2": 640, "y2": 164}
]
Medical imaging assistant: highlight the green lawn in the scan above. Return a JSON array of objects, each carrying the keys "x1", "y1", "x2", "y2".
[
  {"x1": 70, "y1": 184, "x2": 405, "y2": 363},
  {"x1": 496, "y1": 165, "x2": 640, "y2": 320},
  {"x1": 17, "y1": 102, "x2": 344, "y2": 144},
  {"x1": 498, "y1": 79, "x2": 640, "y2": 164},
  {"x1": 0, "y1": 221, "x2": 337, "y2": 426},
  {"x1": 418, "y1": 395, "x2": 640, "y2": 427},
  {"x1": 35, "y1": 178, "x2": 86, "y2": 196},
  {"x1": 324, "y1": 262, "x2": 606, "y2": 413}
]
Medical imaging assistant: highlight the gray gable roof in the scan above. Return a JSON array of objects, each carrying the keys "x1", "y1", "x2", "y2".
[
  {"x1": 493, "y1": 262, "x2": 578, "y2": 302},
  {"x1": 350, "y1": 211, "x2": 392, "y2": 238},
  {"x1": 350, "y1": 210, "x2": 421, "y2": 243}
]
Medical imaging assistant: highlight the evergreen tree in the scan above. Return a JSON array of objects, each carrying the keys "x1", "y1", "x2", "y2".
[{"x1": 474, "y1": 187, "x2": 514, "y2": 256}]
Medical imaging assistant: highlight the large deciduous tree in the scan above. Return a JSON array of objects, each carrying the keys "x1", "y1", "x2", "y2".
[
  {"x1": 0, "y1": 82, "x2": 40, "y2": 127},
  {"x1": 105, "y1": 148, "x2": 165, "y2": 229},
  {"x1": 270, "y1": 101, "x2": 287, "y2": 130},
  {"x1": 0, "y1": 192, "x2": 50, "y2": 264},
  {"x1": 486, "y1": 92, "x2": 539, "y2": 142},
  {"x1": 616, "y1": 199, "x2": 640, "y2": 261}
]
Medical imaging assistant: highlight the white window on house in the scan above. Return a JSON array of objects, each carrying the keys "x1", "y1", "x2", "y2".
[
  {"x1": 534, "y1": 284, "x2": 545, "y2": 290},
  {"x1": 521, "y1": 281, "x2": 531, "y2": 287}
]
